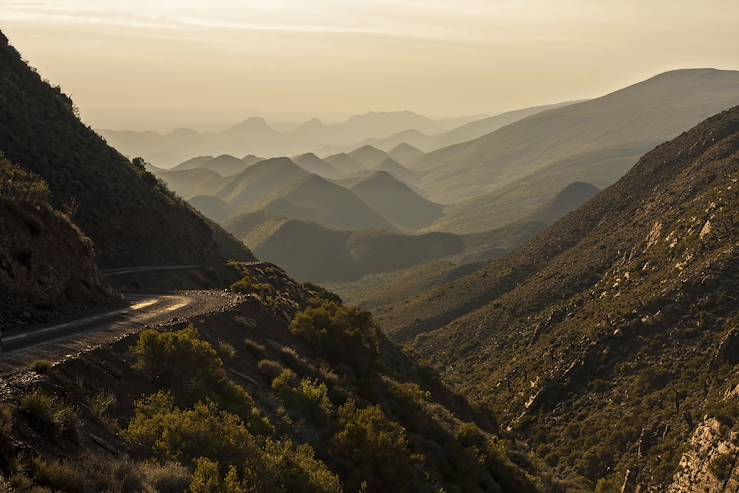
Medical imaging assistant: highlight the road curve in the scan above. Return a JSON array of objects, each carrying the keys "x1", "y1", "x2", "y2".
[
  {"x1": 0, "y1": 263, "x2": 263, "y2": 370},
  {"x1": 0, "y1": 290, "x2": 238, "y2": 373}
]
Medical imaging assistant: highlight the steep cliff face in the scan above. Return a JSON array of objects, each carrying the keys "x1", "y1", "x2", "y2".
[
  {"x1": 668, "y1": 420, "x2": 738, "y2": 492},
  {"x1": 0, "y1": 159, "x2": 113, "y2": 330}
]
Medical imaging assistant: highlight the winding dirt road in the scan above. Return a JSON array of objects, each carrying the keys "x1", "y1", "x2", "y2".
[{"x1": 0, "y1": 264, "x2": 248, "y2": 372}]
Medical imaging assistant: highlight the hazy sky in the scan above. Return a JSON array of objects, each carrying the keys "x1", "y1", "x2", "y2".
[{"x1": 2, "y1": 0, "x2": 738, "y2": 130}]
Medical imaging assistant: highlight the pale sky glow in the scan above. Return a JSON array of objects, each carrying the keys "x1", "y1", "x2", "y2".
[{"x1": 2, "y1": 0, "x2": 738, "y2": 130}]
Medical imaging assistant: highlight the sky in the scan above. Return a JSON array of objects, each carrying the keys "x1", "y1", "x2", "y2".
[{"x1": 2, "y1": 0, "x2": 738, "y2": 131}]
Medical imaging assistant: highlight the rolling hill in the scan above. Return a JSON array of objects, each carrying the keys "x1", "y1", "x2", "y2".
[
  {"x1": 187, "y1": 195, "x2": 232, "y2": 225},
  {"x1": 413, "y1": 69, "x2": 739, "y2": 208},
  {"x1": 378, "y1": 107, "x2": 739, "y2": 490},
  {"x1": 350, "y1": 171, "x2": 442, "y2": 230},
  {"x1": 256, "y1": 174, "x2": 398, "y2": 232},
  {"x1": 388, "y1": 142, "x2": 425, "y2": 164},
  {"x1": 521, "y1": 181, "x2": 600, "y2": 225},
  {"x1": 292, "y1": 152, "x2": 343, "y2": 178},
  {"x1": 372, "y1": 157, "x2": 419, "y2": 186},
  {"x1": 323, "y1": 152, "x2": 366, "y2": 174},
  {"x1": 348, "y1": 145, "x2": 390, "y2": 168},
  {"x1": 0, "y1": 31, "x2": 251, "y2": 266},
  {"x1": 215, "y1": 157, "x2": 308, "y2": 208},
  {"x1": 226, "y1": 210, "x2": 475, "y2": 282}
]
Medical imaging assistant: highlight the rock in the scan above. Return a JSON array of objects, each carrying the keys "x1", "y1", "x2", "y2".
[{"x1": 714, "y1": 328, "x2": 739, "y2": 366}]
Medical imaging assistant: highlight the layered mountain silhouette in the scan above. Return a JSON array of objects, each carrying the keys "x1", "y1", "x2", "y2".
[
  {"x1": 373, "y1": 107, "x2": 739, "y2": 489},
  {"x1": 372, "y1": 158, "x2": 419, "y2": 186},
  {"x1": 215, "y1": 157, "x2": 308, "y2": 208},
  {"x1": 319, "y1": 102, "x2": 579, "y2": 155},
  {"x1": 347, "y1": 145, "x2": 391, "y2": 168},
  {"x1": 292, "y1": 152, "x2": 343, "y2": 178},
  {"x1": 324, "y1": 152, "x2": 366, "y2": 174},
  {"x1": 256, "y1": 174, "x2": 398, "y2": 232},
  {"x1": 388, "y1": 142, "x2": 425, "y2": 164},
  {"x1": 0, "y1": 31, "x2": 252, "y2": 266},
  {"x1": 414, "y1": 69, "x2": 739, "y2": 210},
  {"x1": 187, "y1": 195, "x2": 231, "y2": 225},
  {"x1": 173, "y1": 154, "x2": 248, "y2": 176},
  {"x1": 152, "y1": 167, "x2": 229, "y2": 199},
  {"x1": 350, "y1": 171, "x2": 442, "y2": 230},
  {"x1": 521, "y1": 181, "x2": 600, "y2": 225},
  {"x1": 226, "y1": 212, "x2": 462, "y2": 281},
  {"x1": 99, "y1": 110, "x2": 480, "y2": 167}
]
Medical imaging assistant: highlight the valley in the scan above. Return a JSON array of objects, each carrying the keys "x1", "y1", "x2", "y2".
[{"x1": 1, "y1": 4, "x2": 739, "y2": 491}]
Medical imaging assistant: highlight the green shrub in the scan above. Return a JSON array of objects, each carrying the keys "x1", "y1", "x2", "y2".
[
  {"x1": 244, "y1": 339, "x2": 266, "y2": 358},
  {"x1": 272, "y1": 372, "x2": 333, "y2": 424},
  {"x1": 332, "y1": 400, "x2": 421, "y2": 491},
  {"x1": 133, "y1": 328, "x2": 266, "y2": 428},
  {"x1": 303, "y1": 283, "x2": 342, "y2": 305},
  {"x1": 29, "y1": 360, "x2": 52, "y2": 374},
  {"x1": 31, "y1": 455, "x2": 190, "y2": 493},
  {"x1": 218, "y1": 341, "x2": 237, "y2": 360},
  {"x1": 253, "y1": 439, "x2": 341, "y2": 493},
  {"x1": 125, "y1": 393, "x2": 337, "y2": 493},
  {"x1": 230, "y1": 275, "x2": 274, "y2": 298},
  {"x1": 258, "y1": 360, "x2": 286, "y2": 381},
  {"x1": 90, "y1": 392, "x2": 116, "y2": 420},
  {"x1": 290, "y1": 301, "x2": 381, "y2": 376},
  {"x1": 133, "y1": 327, "x2": 222, "y2": 389},
  {"x1": 19, "y1": 392, "x2": 56, "y2": 434},
  {"x1": 0, "y1": 158, "x2": 50, "y2": 203},
  {"x1": 125, "y1": 392, "x2": 255, "y2": 466}
]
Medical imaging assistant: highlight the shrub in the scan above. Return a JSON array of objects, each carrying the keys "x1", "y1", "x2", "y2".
[
  {"x1": 244, "y1": 339, "x2": 266, "y2": 358},
  {"x1": 133, "y1": 327, "x2": 222, "y2": 389},
  {"x1": 30, "y1": 360, "x2": 52, "y2": 374},
  {"x1": 218, "y1": 341, "x2": 237, "y2": 360},
  {"x1": 0, "y1": 407, "x2": 13, "y2": 471},
  {"x1": 272, "y1": 372, "x2": 333, "y2": 424},
  {"x1": 230, "y1": 275, "x2": 274, "y2": 298},
  {"x1": 257, "y1": 360, "x2": 285, "y2": 381},
  {"x1": 125, "y1": 392, "x2": 255, "y2": 466},
  {"x1": 90, "y1": 392, "x2": 116, "y2": 420},
  {"x1": 290, "y1": 301, "x2": 381, "y2": 376},
  {"x1": 19, "y1": 392, "x2": 55, "y2": 434},
  {"x1": 253, "y1": 439, "x2": 341, "y2": 493},
  {"x1": 31, "y1": 455, "x2": 190, "y2": 493},
  {"x1": 303, "y1": 283, "x2": 342, "y2": 305},
  {"x1": 133, "y1": 328, "x2": 265, "y2": 427},
  {"x1": 0, "y1": 158, "x2": 50, "y2": 203},
  {"x1": 332, "y1": 400, "x2": 421, "y2": 491}
]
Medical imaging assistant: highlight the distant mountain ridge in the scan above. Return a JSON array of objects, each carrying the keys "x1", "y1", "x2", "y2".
[
  {"x1": 420, "y1": 68, "x2": 739, "y2": 233},
  {"x1": 99, "y1": 110, "x2": 483, "y2": 167}
]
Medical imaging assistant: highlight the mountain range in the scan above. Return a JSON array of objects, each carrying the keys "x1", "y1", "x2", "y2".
[
  {"x1": 412, "y1": 69, "x2": 739, "y2": 228},
  {"x1": 98, "y1": 111, "x2": 485, "y2": 167},
  {"x1": 370, "y1": 106, "x2": 739, "y2": 490}
]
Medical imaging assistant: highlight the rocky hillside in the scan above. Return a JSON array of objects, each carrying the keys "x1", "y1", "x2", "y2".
[
  {"x1": 0, "y1": 31, "x2": 247, "y2": 267},
  {"x1": 383, "y1": 107, "x2": 739, "y2": 490},
  {"x1": 0, "y1": 262, "x2": 550, "y2": 492},
  {"x1": 0, "y1": 158, "x2": 113, "y2": 330}
]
